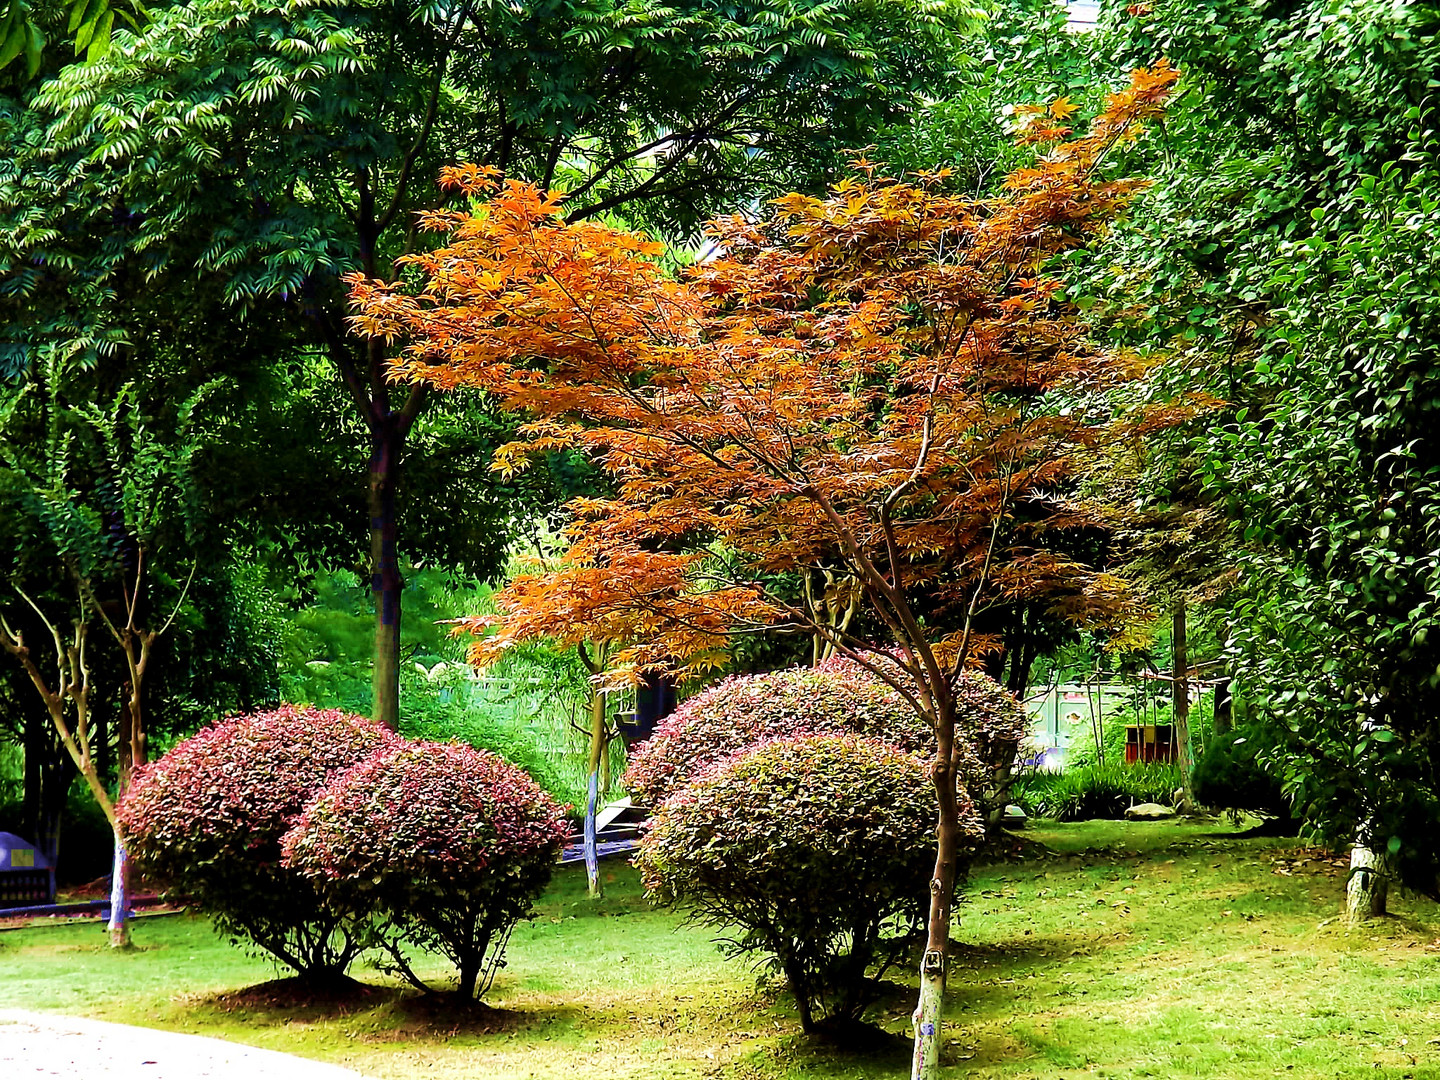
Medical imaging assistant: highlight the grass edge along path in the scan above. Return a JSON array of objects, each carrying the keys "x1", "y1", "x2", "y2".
[{"x1": 1, "y1": 818, "x2": 1437, "y2": 1080}]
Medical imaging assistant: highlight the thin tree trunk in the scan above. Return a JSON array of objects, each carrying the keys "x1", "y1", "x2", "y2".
[
  {"x1": 107, "y1": 835, "x2": 131, "y2": 947},
  {"x1": 1214, "y1": 674, "x2": 1233, "y2": 735},
  {"x1": 1172, "y1": 602, "x2": 1195, "y2": 808},
  {"x1": 911, "y1": 700, "x2": 959, "y2": 1080},
  {"x1": 584, "y1": 684, "x2": 606, "y2": 899},
  {"x1": 370, "y1": 423, "x2": 404, "y2": 732},
  {"x1": 1088, "y1": 658, "x2": 1104, "y2": 766}
]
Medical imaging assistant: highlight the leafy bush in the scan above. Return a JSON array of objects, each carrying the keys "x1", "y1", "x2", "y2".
[
  {"x1": 623, "y1": 662, "x2": 929, "y2": 805},
  {"x1": 119, "y1": 705, "x2": 397, "y2": 977},
  {"x1": 636, "y1": 734, "x2": 983, "y2": 1034},
  {"x1": 283, "y1": 740, "x2": 569, "y2": 1000},
  {"x1": 1011, "y1": 762, "x2": 1182, "y2": 822},
  {"x1": 1193, "y1": 727, "x2": 1292, "y2": 821},
  {"x1": 623, "y1": 659, "x2": 1027, "y2": 813},
  {"x1": 400, "y1": 681, "x2": 583, "y2": 814}
]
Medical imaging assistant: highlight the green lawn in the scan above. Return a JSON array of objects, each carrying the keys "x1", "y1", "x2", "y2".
[{"x1": 3, "y1": 819, "x2": 1438, "y2": 1080}]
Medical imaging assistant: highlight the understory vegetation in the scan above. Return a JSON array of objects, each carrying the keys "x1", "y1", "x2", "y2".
[
  {"x1": 4, "y1": 820, "x2": 1436, "y2": 1079},
  {"x1": 3, "y1": 0, "x2": 1439, "y2": 1073},
  {"x1": 1011, "y1": 762, "x2": 1185, "y2": 821}
]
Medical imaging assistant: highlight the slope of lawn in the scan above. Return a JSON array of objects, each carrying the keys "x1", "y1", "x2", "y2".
[{"x1": 2, "y1": 818, "x2": 1437, "y2": 1080}]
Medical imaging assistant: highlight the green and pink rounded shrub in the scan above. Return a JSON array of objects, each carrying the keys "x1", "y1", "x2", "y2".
[
  {"x1": 282, "y1": 740, "x2": 569, "y2": 1000},
  {"x1": 635, "y1": 733, "x2": 984, "y2": 1034},
  {"x1": 621, "y1": 660, "x2": 931, "y2": 805},
  {"x1": 623, "y1": 658, "x2": 1030, "y2": 817},
  {"x1": 119, "y1": 706, "x2": 398, "y2": 977}
]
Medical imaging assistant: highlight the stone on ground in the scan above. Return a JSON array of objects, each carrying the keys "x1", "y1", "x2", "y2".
[{"x1": 1124, "y1": 802, "x2": 1176, "y2": 821}]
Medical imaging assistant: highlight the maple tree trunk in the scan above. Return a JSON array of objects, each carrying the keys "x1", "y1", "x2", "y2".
[
  {"x1": 912, "y1": 700, "x2": 960, "y2": 1080},
  {"x1": 1172, "y1": 602, "x2": 1195, "y2": 809},
  {"x1": 370, "y1": 423, "x2": 405, "y2": 732},
  {"x1": 1213, "y1": 673, "x2": 1233, "y2": 735},
  {"x1": 584, "y1": 686, "x2": 606, "y2": 899}
]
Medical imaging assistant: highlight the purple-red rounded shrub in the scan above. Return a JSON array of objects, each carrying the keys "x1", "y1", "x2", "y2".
[
  {"x1": 636, "y1": 733, "x2": 983, "y2": 1033},
  {"x1": 119, "y1": 706, "x2": 398, "y2": 976},
  {"x1": 622, "y1": 661, "x2": 931, "y2": 805},
  {"x1": 622, "y1": 659, "x2": 1030, "y2": 818},
  {"x1": 282, "y1": 740, "x2": 569, "y2": 1000}
]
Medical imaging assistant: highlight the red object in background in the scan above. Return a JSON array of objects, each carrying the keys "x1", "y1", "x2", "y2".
[{"x1": 1124, "y1": 724, "x2": 1176, "y2": 763}]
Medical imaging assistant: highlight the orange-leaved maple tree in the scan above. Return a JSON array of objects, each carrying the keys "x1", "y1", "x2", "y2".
[{"x1": 350, "y1": 61, "x2": 1186, "y2": 1078}]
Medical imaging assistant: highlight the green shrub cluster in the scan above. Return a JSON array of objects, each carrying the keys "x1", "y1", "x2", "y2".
[
  {"x1": 1011, "y1": 762, "x2": 1182, "y2": 821},
  {"x1": 1064, "y1": 694, "x2": 1215, "y2": 771},
  {"x1": 1193, "y1": 726, "x2": 1292, "y2": 821}
]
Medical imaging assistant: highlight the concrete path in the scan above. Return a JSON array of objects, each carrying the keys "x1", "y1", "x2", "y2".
[{"x1": 0, "y1": 1010, "x2": 370, "y2": 1079}]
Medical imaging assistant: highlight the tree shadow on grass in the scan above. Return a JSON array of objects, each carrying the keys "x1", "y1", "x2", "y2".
[
  {"x1": 206, "y1": 974, "x2": 400, "y2": 1019},
  {"x1": 385, "y1": 992, "x2": 532, "y2": 1037},
  {"x1": 949, "y1": 934, "x2": 1085, "y2": 971}
]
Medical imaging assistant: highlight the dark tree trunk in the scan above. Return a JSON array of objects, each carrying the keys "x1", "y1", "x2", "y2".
[
  {"x1": 1214, "y1": 675, "x2": 1233, "y2": 734},
  {"x1": 1006, "y1": 640, "x2": 1035, "y2": 696},
  {"x1": 457, "y1": 954, "x2": 480, "y2": 1000},
  {"x1": 1173, "y1": 602, "x2": 1195, "y2": 808},
  {"x1": 23, "y1": 708, "x2": 74, "y2": 864},
  {"x1": 370, "y1": 420, "x2": 405, "y2": 732}
]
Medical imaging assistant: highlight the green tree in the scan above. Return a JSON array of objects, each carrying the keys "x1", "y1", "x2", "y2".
[
  {"x1": 0, "y1": 347, "x2": 208, "y2": 945},
  {"x1": 1, "y1": 0, "x2": 980, "y2": 729},
  {"x1": 1080, "y1": 0, "x2": 1440, "y2": 908}
]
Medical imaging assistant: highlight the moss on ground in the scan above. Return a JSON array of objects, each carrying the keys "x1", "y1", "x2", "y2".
[{"x1": 2, "y1": 818, "x2": 1437, "y2": 1079}]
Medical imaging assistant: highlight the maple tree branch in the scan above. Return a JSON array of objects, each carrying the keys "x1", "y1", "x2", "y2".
[
  {"x1": 799, "y1": 483, "x2": 946, "y2": 722},
  {"x1": 396, "y1": 380, "x2": 428, "y2": 437}
]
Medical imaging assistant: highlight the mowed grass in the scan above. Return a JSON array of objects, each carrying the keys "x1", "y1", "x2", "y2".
[{"x1": 3, "y1": 818, "x2": 1439, "y2": 1080}]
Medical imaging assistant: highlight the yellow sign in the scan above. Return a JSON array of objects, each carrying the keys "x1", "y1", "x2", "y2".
[{"x1": 10, "y1": 848, "x2": 34, "y2": 868}]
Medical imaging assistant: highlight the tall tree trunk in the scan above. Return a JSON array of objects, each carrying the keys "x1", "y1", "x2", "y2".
[
  {"x1": 370, "y1": 422, "x2": 404, "y2": 732},
  {"x1": 23, "y1": 708, "x2": 73, "y2": 866},
  {"x1": 1172, "y1": 602, "x2": 1195, "y2": 808},
  {"x1": 584, "y1": 684, "x2": 607, "y2": 899},
  {"x1": 107, "y1": 836, "x2": 131, "y2": 947},
  {"x1": 1213, "y1": 674, "x2": 1233, "y2": 735},
  {"x1": 911, "y1": 700, "x2": 959, "y2": 1080}
]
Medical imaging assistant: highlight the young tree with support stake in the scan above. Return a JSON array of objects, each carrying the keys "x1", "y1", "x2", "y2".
[
  {"x1": 351, "y1": 62, "x2": 1184, "y2": 1076},
  {"x1": 0, "y1": 365, "x2": 199, "y2": 946}
]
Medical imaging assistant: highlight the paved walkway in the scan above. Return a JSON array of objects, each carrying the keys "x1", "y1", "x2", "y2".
[{"x1": 0, "y1": 1010, "x2": 369, "y2": 1079}]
